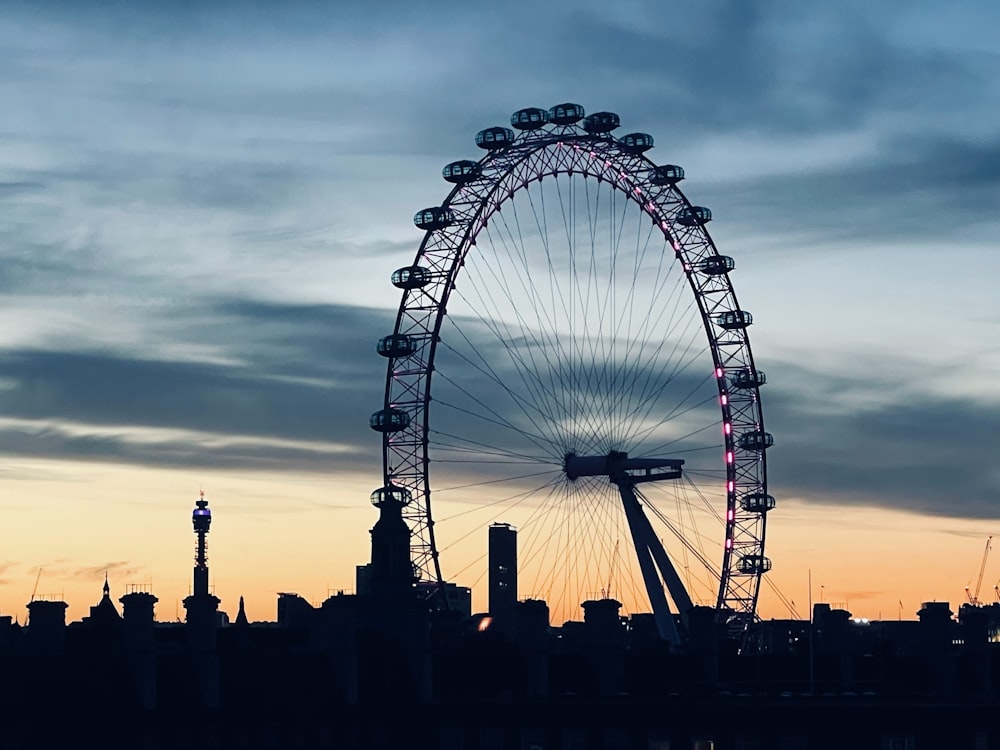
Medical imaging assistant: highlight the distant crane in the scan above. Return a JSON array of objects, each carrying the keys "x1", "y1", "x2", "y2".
[
  {"x1": 25, "y1": 568, "x2": 43, "y2": 626},
  {"x1": 965, "y1": 536, "x2": 992, "y2": 606}
]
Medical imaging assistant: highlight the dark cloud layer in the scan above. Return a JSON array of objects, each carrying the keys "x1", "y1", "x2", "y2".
[
  {"x1": 0, "y1": 301, "x2": 395, "y2": 473},
  {"x1": 0, "y1": 292, "x2": 994, "y2": 523},
  {"x1": 764, "y1": 359, "x2": 1000, "y2": 519},
  {"x1": 705, "y1": 133, "x2": 1000, "y2": 243}
]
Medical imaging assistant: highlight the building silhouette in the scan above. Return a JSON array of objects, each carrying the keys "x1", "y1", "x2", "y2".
[
  {"x1": 488, "y1": 522, "x2": 517, "y2": 640},
  {"x1": 0, "y1": 491, "x2": 998, "y2": 749}
]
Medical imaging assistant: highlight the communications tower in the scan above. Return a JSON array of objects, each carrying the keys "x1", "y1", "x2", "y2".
[
  {"x1": 183, "y1": 490, "x2": 220, "y2": 707},
  {"x1": 192, "y1": 490, "x2": 212, "y2": 597}
]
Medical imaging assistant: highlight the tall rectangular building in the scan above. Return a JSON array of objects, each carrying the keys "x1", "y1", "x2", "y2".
[{"x1": 488, "y1": 523, "x2": 517, "y2": 638}]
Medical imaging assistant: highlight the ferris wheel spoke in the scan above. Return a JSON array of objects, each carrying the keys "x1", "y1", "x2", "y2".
[
  {"x1": 605, "y1": 182, "x2": 634, "y2": 443},
  {"x1": 543, "y1": 177, "x2": 588, "y2": 438},
  {"x1": 602, "y1": 213, "x2": 658, "y2": 433},
  {"x1": 561, "y1": 175, "x2": 591, "y2": 445},
  {"x1": 617, "y1": 319, "x2": 713, "y2": 447},
  {"x1": 505, "y1": 191, "x2": 578, "y2": 366},
  {"x1": 530, "y1": 489, "x2": 577, "y2": 613},
  {"x1": 623, "y1": 360, "x2": 717, "y2": 450},
  {"x1": 458, "y1": 232, "x2": 560, "y2": 395},
  {"x1": 582, "y1": 177, "x2": 616, "y2": 435},
  {"x1": 433, "y1": 398, "x2": 556, "y2": 459},
  {"x1": 472, "y1": 218, "x2": 585, "y2": 440},
  {"x1": 643, "y1": 419, "x2": 722, "y2": 457},
  {"x1": 432, "y1": 469, "x2": 561, "y2": 493},
  {"x1": 679, "y1": 479, "x2": 720, "y2": 572},
  {"x1": 612, "y1": 290, "x2": 705, "y2": 444},
  {"x1": 448, "y1": 277, "x2": 570, "y2": 447},
  {"x1": 682, "y1": 474, "x2": 727, "y2": 524},
  {"x1": 511, "y1": 188, "x2": 592, "y2": 447},
  {"x1": 429, "y1": 439, "x2": 553, "y2": 466},
  {"x1": 434, "y1": 368, "x2": 561, "y2": 455},
  {"x1": 436, "y1": 473, "x2": 567, "y2": 524},
  {"x1": 429, "y1": 429, "x2": 556, "y2": 466},
  {"x1": 641, "y1": 490, "x2": 720, "y2": 580},
  {"x1": 609, "y1": 206, "x2": 666, "y2": 445},
  {"x1": 590, "y1": 186, "x2": 622, "y2": 445},
  {"x1": 513, "y1": 481, "x2": 581, "y2": 602},
  {"x1": 564, "y1": 479, "x2": 604, "y2": 606},
  {"x1": 612, "y1": 273, "x2": 695, "y2": 427},
  {"x1": 520, "y1": 177, "x2": 603, "y2": 452},
  {"x1": 438, "y1": 336, "x2": 568, "y2": 450}
]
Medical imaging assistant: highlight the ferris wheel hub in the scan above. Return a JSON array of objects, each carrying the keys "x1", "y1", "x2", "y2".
[{"x1": 563, "y1": 451, "x2": 684, "y2": 484}]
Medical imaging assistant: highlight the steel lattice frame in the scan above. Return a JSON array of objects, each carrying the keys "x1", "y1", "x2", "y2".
[{"x1": 378, "y1": 114, "x2": 770, "y2": 624}]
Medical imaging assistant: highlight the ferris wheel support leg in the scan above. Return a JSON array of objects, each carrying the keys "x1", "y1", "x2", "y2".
[
  {"x1": 619, "y1": 483, "x2": 682, "y2": 646},
  {"x1": 637, "y1": 501, "x2": 695, "y2": 629}
]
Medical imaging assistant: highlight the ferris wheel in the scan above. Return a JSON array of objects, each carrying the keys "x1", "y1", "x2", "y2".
[{"x1": 370, "y1": 103, "x2": 774, "y2": 641}]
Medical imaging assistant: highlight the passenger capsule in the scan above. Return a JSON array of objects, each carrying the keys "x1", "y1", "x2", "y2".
[
  {"x1": 619, "y1": 132, "x2": 654, "y2": 154},
  {"x1": 548, "y1": 102, "x2": 585, "y2": 125},
  {"x1": 510, "y1": 107, "x2": 549, "y2": 130},
  {"x1": 369, "y1": 408, "x2": 410, "y2": 433},
  {"x1": 740, "y1": 493, "x2": 776, "y2": 513},
  {"x1": 697, "y1": 255, "x2": 735, "y2": 275},
  {"x1": 475, "y1": 126, "x2": 516, "y2": 150},
  {"x1": 582, "y1": 111, "x2": 621, "y2": 134},
  {"x1": 442, "y1": 160, "x2": 481, "y2": 184},
  {"x1": 716, "y1": 310, "x2": 753, "y2": 329},
  {"x1": 730, "y1": 369, "x2": 767, "y2": 389},
  {"x1": 391, "y1": 265, "x2": 431, "y2": 290},
  {"x1": 677, "y1": 206, "x2": 712, "y2": 227},
  {"x1": 737, "y1": 430, "x2": 774, "y2": 451},
  {"x1": 370, "y1": 484, "x2": 413, "y2": 507},
  {"x1": 377, "y1": 334, "x2": 418, "y2": 358},
  {"x1": 649, "y1": 165, "x2": 685, "y2": 185},
  {"x1": 414, "y1": 207, "x2": 455, "y2": 231},
  {"x1": 738, "y1": 555, "x2": 772, "y2": 574}
]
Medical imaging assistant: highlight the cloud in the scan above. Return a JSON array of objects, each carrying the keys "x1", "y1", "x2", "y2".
[
  {"x1": 0, "y1": 181, "x2": 44, "y2": 197},
  {"x1": 840, "y1": 589, "x2": 885, "y2": 603},
  {"x1": 0, "y1": 562, "x2": 21, "y2": 580},
  {"x1": 0, "y1": 300, "x2": 395, "y2": 472},
  {"x1": 763, "y1": 357, "x2": 1000, "y2": 520},
  {"x1": 71, "y1": 561, "x2": 139, "y2": 581},
  {"x1": 701, "y1": 132, "x2": 1000, "y2": 244}
]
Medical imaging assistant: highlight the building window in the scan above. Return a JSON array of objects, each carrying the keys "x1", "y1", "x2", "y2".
[
  {"x1": 881, "y1": 735, "x2": 916, "y2": 750},
  {"x1": 439, "y1": 727, "x2": 464, "y2": 750},
  {"x1": 604, "y1": 728, "x2": 629, "y2": 750},
  {"x1": 561, "y1": 728, "x2": 586, "y2": 750}
]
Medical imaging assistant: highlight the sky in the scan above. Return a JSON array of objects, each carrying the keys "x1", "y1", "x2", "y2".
[{"x1": 1, "y1": 0, "x2": 999, "y2": 625}]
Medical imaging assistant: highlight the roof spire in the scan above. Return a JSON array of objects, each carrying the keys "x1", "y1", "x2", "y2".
[
  {"x1": 235, "y1": 595, "x2": 249, "y2": 626},
  {"x1": 103, "y1": 571, "x2": 110, "y2": 598}
]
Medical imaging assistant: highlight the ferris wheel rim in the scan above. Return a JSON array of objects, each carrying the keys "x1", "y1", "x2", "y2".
[{"x1": 375, "y1": 108, "x2": 771, "y2": 625}]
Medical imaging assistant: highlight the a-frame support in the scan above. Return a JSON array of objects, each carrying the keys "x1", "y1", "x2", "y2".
[{"x1": 565, "y1": 451, "x2": 694, "y2": 646}]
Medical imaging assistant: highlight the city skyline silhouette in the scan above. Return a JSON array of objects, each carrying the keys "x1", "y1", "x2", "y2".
[{"x1": 2, "y1": 1, "x2": 999, "y2": 635}]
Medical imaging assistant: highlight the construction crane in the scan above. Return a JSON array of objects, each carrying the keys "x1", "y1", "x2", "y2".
[
  {"x1": 25, "y1": 568, "x2": 43, "y2": 626},
  {"x1": 29, "y1": 568, "x2": 41, "y2": 603},
  {"x1": 965, "y1": 536, "x2": 992, "y2": 606}
]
